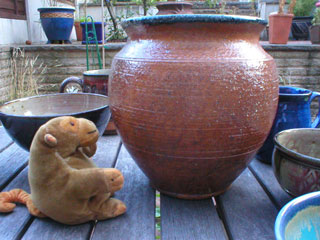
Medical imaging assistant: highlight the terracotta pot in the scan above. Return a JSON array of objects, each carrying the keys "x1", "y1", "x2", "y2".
[
  {"x1": 110, "y1": 15, "x2": 279, "y2": 199},
  {"x1": 310, "y1": 25, "x2": 320, "y2": 44},
  {"x1": 60, "y1": 69, "x2": 117, "y2": 135},
  {"x1": 156, "y1": 2, "x2": 193, "y2": 15},
  {"x1": 74, "y1": 21, "x2": 82, "y2": 41},
  {"x1": 269, "y1": 13, "x2": 293, "y2": 44}
]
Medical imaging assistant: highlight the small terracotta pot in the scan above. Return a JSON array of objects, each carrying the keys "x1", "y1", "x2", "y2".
[
  {"x1": 74, "y1": 21, "x2": 82, "y2": 41},
  {"x1": 310, "y1": 25, "x2": 320, "y2": 44},
  {"x1": 269, "y1": 13, "x2": 293, "y2": 44},
  {"x1": 156, "y1": 2, "x2": 193, "y2": 15}
]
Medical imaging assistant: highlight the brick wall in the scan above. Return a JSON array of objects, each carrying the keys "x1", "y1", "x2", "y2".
[
  {"x1": 12, "y1": 44, "x2": 122, "y2": 96},
  {"x1": 0, "y1": 47, "x2": 11, "y2": 103}
]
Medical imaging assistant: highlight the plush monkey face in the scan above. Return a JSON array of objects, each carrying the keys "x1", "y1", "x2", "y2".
[{"x1": 36, "y1": 116, "x2": 99, "y2": 157}]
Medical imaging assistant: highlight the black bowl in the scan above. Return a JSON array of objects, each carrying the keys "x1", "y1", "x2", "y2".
[{"x1": 0, "y1": 93, "x2": 111, "y2": 151}]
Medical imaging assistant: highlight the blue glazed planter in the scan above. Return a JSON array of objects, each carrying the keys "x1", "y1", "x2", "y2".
[
  {"x1": 38, "y1": 7, "x2": 75, "y2": 44},
  {"x1": 275, "y1": 191, "x2": 320, "y2": 240},
  {"x1": 80, "y1": 22, "x2": 106, "y2": 44},
  {"x1": 256, "y1": 86, "x2": 320, "y2": 164}
]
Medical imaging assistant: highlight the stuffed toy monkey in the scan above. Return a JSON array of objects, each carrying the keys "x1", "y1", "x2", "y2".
[{"x1": 0, "y1": 116, "x2": 126, "y2": 225}]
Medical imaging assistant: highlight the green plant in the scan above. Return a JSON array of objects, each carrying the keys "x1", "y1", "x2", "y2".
[
  {"x1": 278, "y1": 0, "x2": 296, "y2": 14},
  {"x1": 205, "y1": 0, "x2": 226, "y2": 14},
  {"x1": 293, "y1": 0, "x2": 316, "y2": 16},
  {"x1": 105, "y1": 8, "x2": 134, "y2": 41},
  {"x1": 9, "y1": 48, "x2": 47, "y2": 101},
  {"x1": 312, "y1": 7, "x2": 320, "y2": 25},
  {"x1": 132, "y1": 0, "x2": 158, "y2": 16}
]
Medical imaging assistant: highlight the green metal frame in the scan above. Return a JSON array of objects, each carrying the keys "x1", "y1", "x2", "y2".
[{"x1": 84, "y1": 16, "x2": 102, "y2": 70}]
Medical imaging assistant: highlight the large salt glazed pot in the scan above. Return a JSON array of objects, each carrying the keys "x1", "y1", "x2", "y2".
[{"x1": 109, "y1": 15, "x2": 279, "y2": 199}]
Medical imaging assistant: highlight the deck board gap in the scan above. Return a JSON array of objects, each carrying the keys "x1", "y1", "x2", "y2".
[
  {"x1": 215, "y1": 196, "x2": 234, "y2": 240},
  {"x1": 88, "y1": 220, "x2": 97, "y2": 240},
  {"x1": 248, "y1": 165, "x2": 281, "y2": 210},
  {"x1": 111, "y1": 141, "x2": 122, "y2": 168},
  {"x1": 14, "y1": 216, "x2": 34, "y2": 240},
  {"x1": 0, "y1": 161, "x2": 28, "y2": 191},
  {"x1": 0, "y1": 141, "x2": 14, "y2": 154}
]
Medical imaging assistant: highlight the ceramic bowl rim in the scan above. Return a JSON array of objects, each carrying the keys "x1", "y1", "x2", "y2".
[
  {"x1": 274, "y1": 191, "x2": 320, "y2": 240},
  {"x1": 121, "y1": 14, "x2": 267, "y2": 29},
  {"x1": 0, "y1": 93, "x2": 109, "y2": 119},
  {"x1": 274, "y1": 128, "x2": 320, "y2": 168},
  {"x1": 279, "y1": 86, "x2": 312, "y2": 97},
  {"x1": 83, "y1": 69, "x2": 110, "y2": 76}
]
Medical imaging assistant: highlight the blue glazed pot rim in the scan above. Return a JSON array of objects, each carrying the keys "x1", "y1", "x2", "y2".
[
  {"x1": 274, "y1": 128, "x2": 320, "y2": 168},
  {"x1": 0, "y1": 93, "x2": 109, "y2": 119},
  {"x1": 121, "y1": 14, "x2": 267, "y2": 29},
  {"x1": 38, "y1": 7, "x2": 75, "y2": 12},
  {"x1": 274, "y1": 191, "x2": 320, "y2": 240},
  {"x1": 279, "y1": 86, "x2": 312, "y2": 97}
]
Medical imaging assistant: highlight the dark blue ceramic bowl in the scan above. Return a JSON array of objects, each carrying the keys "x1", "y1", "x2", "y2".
[
  {"x1": 0, "y1": 93, "x2": 110, "y2": 151},
  {"x1": 275, "y1": 191, "x2": 320, "y2": 240}
]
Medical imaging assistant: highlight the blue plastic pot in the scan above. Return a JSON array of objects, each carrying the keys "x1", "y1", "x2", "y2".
[
  {"x1": 256, "y1": 86, "x2": 320, "y2": 164},
  {"x1": 38, "y1": 7, "x2": 75, "y2": 43},
  {"x1": 80, "y1": 22, "x2": 106, "y2": 44}
]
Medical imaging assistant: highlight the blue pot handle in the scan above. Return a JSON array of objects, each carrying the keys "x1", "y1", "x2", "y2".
[{"x1": 310, "y1": 91, "x2": 320, "y2": 128}]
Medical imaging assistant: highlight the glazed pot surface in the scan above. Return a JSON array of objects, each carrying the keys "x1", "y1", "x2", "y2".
[
  {"x1": 257, "y1": 86, "x2": 320, "y2": 164},
  {"x1": 38, "y1": 7, "x2": 75, "y2": 42},
  {"x1": 110, "y1": 15, "x2": 278, "y2": 199},
  {"x1": 273, "y1": 128, "x2": 320, "y2": 197}
]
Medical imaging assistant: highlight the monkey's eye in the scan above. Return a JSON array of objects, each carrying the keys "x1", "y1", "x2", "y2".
[{"x1": 70, "y1": 122, "x2": 75, "y2": 126}]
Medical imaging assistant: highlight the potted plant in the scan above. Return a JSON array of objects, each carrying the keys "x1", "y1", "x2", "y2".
[
  {"x1": 269, "y1": 0, "x2": 296, "y2": 44},
  {"x1": 291, "y1": 0, "x2": 316, "y2": 40},
  {"x1": 74, "y1": 17, "x2": 85, "y2": 41},
  {"x1": 38, "y1": 0, "x2": 75, "y2": 44},
  {"x1": 310, "y1": 7, "x2": 320, "y2": 43}
]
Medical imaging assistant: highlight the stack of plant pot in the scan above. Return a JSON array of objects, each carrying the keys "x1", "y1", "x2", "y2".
[{"x1": 310, "y1": 1, "x2": 320, "y2": 44}]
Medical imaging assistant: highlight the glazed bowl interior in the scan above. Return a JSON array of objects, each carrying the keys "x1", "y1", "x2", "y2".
[
  {"x1": 274, "y1": 191, "x2": 320, "y2": 240},
  {"x1": 275, "y1": 129, "x2": 320, "y2": 161},
  {"x1": 0, "y1": 93, "x2": 110, "y2": 151}
]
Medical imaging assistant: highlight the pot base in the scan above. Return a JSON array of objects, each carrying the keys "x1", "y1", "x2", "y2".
[{"x1": 155, "y1": 185, "x2": 231, "y2": 200}]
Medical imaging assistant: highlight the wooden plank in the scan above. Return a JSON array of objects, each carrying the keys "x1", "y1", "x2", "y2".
[
  {"x1": 0, "y1": 0, "x2": 15, "y2": 10},
  {"x1": 217, "y1": 168, "x2": 279, "y2": 240},
  {"x1": 0, "y1": 168, "x2": 32, "y2": 240},
  {"x1": 21, "y1": 136, "x2": 121, "y2": 240},
  {"x1": 0, "y1": 127, "x2": 13, "y2": 153},
  {"x1": 92, "y1": 145, "x2": 155, "y2": 240},
  {"x1": 249, "y1": 158, "x2": 292, "y2": 209},
  {"x1": 0, "y1": 143, "x2": 29, "y2": 190},
  {"x1": 161, "y1": 195, "x2": 227, "y2": 240},
  {"x1": 0, "y1": 9, "x2": 26, "y2": 20}
]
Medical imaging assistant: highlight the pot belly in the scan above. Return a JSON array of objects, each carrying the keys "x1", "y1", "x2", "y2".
[{"x1": 110, "y1": 58, "x2": 278, "y2": 199}]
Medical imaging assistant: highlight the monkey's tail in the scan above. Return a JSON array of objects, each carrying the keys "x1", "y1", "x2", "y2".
[{"x1": 0, "y1": 189, "x2": 46, "y2": 217}]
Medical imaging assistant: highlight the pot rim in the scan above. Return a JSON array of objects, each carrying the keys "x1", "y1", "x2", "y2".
[
  {"x1": 38, "y1": 7, "x2": 75, "y2": 12},
  {"x1": 121, "y1": 14, "x2": 267, "y2": 29},
  {"x1": 279, "y1": 86, "x2": 312, "y2": 97},
  {"x1": 0, "y1": 93, "x2": 109, "y2": 119},
  {"x1": 83, "y1": 69, "x2": 111, "y2": 76},
  {"x1": 274, "y1": 191, "x2": 320, "y2": 240},
  {"x1": 274, "y1": 128, "x2": 320, "y2": 168}
]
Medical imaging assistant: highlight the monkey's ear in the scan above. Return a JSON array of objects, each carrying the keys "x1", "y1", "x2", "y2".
[{"x1": 44, "y1": 134, "x2": 57, "y2": 147}]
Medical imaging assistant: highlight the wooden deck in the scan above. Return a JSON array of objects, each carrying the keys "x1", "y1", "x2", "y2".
[{"x1": 0, "y1": 127, "x2": 293, "y2": 240}]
